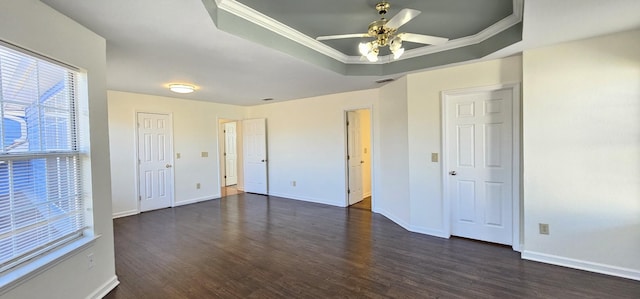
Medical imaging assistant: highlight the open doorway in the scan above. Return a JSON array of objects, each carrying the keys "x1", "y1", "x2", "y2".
[
  {"x1": 218, "y1": 119, "x2": 243, "y2": 197},
  {"x1": 346, "y1": 109, "x2": 372, "y2": 210}
]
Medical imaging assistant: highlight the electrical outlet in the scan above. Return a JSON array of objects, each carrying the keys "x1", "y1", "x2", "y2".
[
  {"x1": 201, "y1": 151, "x2": 208, "y2": 157},
  {"x1": 87, "y1": 253, "x2": 95, "y2": 269},
  {"x1": 196, "y1": 183, "x2": 201, "y2": 189},
  {"x1": 291, "y1": 181, "x2": 296, "y2": 187},
  {"x1": 539, "y1": 223, "x2": 550, "y2": 235}
]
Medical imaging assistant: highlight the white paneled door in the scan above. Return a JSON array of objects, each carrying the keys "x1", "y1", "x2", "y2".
[
  {"x1": 446, "y1": 89, "x2": 514, "y2": 245},
  {"x1": 243, "y1": 118, "x2": 268, "y2": 194},
  {"x1": 347, "y1": 111, "x2": 363, "y2": 205},
  {"x1": 224, "y1": 122, "x2": 238, "y2": 186},
  {"x1": 137, "y1": 113, "x2": 174, "y2": 212}
]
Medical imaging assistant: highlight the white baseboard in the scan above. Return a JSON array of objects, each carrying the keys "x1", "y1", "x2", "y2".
[
  {"x1": 376, "y1": 208, "x2": 412, "y2": 230},
  {"x1": 267, "y1": 192, "x2": 346, "y2": 207},
  {"x1": 363, "y1": 191, "x2": 371, "y2": 198},
  {"x1": 376, "y1": 208, "x2": 450, "y2": 239},
  {"x1": 112, "y1": 209, "x2": 139, "y2": 219},
  {"x1": 408, "y1": 225, "x2": 450, "y2": 239},
  {"x1": 522, "y1": 250, "x2": 640, "y2": 281},
  {"x1": 87, "y1": 275, "x2": 119, "y2": 299},
  {"x1": 174, "y1": 195, "x2": 218, "y2": 207}
]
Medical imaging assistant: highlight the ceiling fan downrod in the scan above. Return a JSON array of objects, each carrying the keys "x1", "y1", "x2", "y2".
[
  {"x1": 369, "y1": 2, "x2": 396, "y2": 47},
  {"x1": 376, "y1": 1, "x2": 390, "y2": 15}
]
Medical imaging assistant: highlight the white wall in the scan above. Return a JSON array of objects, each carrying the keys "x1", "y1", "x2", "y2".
[
  {"x1": 406, "y1": 56, "x2": 523, "y2": 236},
  {"x1": 247, "y1": 89, "x2": 378, "y2": 207},
  {"x1": 376, "y1": 77, "x2": 411, "y2": 223},
  {"x1": 522, "y1": 29, "x2": 640, "y2": 279},
  {"x1": 108, "y1": 91, "x2": 245, "y2": 217},
  {"x1": 0, "y1": 0, "x2": 117, "y2": 298}
]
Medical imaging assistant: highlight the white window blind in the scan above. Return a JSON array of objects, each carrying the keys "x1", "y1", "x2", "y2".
[{"x1": 0, "y1": 43, "x2": 84, "y2": 273}]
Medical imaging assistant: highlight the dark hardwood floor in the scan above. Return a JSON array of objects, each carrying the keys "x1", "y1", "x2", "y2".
[
  {"x1": 350, "y1": 196, "x2": 371, "y2": 210},
  {"x1": 106, "y1": 193, "x2": 640, "y2": 298}
]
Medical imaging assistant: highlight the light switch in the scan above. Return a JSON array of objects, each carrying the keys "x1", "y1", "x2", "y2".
[
  {"x1": 201, "y1": 152, "x2": 208, "y2": 157},
  {"x1": 431, "y1": 153, "x2": 438, "y2": 162},
  {"x1": 176, "y1": 153, "x2": 181, "y2": 159}
]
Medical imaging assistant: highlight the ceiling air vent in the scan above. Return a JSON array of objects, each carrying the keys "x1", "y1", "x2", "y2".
[
  {"x1": 375, "y1": 78, "x2": 395, "y2": 84},
  {"x1": 261, "y1": 98, "x2": 274, "y2": 102}
]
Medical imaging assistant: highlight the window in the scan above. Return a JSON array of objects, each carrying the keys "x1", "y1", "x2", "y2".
[{"x1": 0, "y1": 43, "x2": 84, "y2": 274}]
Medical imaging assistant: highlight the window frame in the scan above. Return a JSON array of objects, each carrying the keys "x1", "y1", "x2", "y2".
[{"x1": 0, "y1": 40, "x2": 96, "y2": 293}]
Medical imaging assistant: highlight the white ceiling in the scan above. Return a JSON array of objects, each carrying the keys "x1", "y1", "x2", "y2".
[{"x1": 41, "y1": 0, "x2": 640, "y2": 106}]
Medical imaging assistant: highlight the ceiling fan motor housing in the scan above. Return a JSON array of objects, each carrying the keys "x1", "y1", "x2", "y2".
[{"x1": 368, "y1": 19, "x2": 395, "y2": 47}]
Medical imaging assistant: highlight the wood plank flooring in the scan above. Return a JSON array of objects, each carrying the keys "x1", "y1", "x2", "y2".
[
  {"x1": 105, "y1": 193, "x2": 640, "y2": 298},
  {"x1": 350, "y1": 196, "x2": 371, "y2": 210}
]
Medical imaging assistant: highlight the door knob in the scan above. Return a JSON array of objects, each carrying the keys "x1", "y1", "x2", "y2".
[
  {"x1": 449, "y1": 171, "x2": 457, "y2": 176},
  {"x1": 165, "y1": 164, "x2": 172, "y2": 168}
]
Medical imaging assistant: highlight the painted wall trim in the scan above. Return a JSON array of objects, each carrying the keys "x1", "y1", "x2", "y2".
[
  {"x1": 522, "y1": 251, "x2": 640, "y2": 282},
  {"x1": 268, "y1": 192, "x2": 346, "y2": 208},
  {"x1": 376, "y1": 208, "x2": 412, "y2": 230},
  {"x1": 216, "y1": 0, "x2": 348, "y2": 62},
  {"x1": 408, "y1": 225, "x2": 450, "y2": 239},
  {"x1": 377, "y1": 208, "x2": 449, "y2": 238},
  {"x1": 87, "y1": 275, "x2": 120, "y2": 299},
  {"x1": 112, "y1": 210, "x2": 139, "y2": 219},
  {"x1": 174, "y1": 196, "x2": 220, "y2": 207}
]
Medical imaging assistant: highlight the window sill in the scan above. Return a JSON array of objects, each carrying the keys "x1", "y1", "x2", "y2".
[{"x1": 0, "y1": 234, "x2": 101, "y2": 295}]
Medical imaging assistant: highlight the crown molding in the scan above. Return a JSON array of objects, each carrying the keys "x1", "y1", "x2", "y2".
[
  {"x1": 217, "y1": 0, "x2": 523, "y2": 65},
  {"x1": 216, "y1": 0, "x2": 349, "y2": 62}
]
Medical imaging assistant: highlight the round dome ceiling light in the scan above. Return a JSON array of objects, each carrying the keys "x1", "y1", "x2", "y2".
[{"x1": 169, "y1": 83, "x2": 196, "y2": 94}]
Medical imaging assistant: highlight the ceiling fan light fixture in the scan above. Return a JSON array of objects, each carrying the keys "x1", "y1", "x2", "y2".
[
  {"x1": 392, "y1": 47, "x2": 405, "y2": 60},
  {"x1": 169, "y1": 83, "x2": 196, "y2": 94},
  {"x1": 389, "y1": 36, "x2": 402, "y2": 51},
  {"x1": 366, "y1": 47, "x2": 379, "y2": 62},
  {"x1": 316, "y1": 1, "x2": 448, "y2": 63},
  {"x1": 358, "y1": 42, "x2": 371, "y2": 56}
]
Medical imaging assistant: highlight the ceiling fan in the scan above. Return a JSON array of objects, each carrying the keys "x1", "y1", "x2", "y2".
[{"x1": 316, "y1": 1, "x2": 449, "y2": 62}]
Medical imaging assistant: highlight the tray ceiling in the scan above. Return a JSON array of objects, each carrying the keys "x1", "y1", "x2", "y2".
[{"x1": 206, "y1": 0, "x2": 523, "y2": 75}]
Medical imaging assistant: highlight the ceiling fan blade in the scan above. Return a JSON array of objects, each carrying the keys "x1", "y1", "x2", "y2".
[
  {"x1": 316, "y1": 33, "x2": 369, "y2": 41},
  {"x1": 397, "y1": 33, "x2": 449, "y2": 45},
  {"x1": 385, "y1": 8, "x2": 421, "y2": 30}
]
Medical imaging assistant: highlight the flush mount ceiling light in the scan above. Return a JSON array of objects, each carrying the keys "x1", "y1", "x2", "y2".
[
  {"x1": 316, "y1": 1, "x2": 449, "y2": 62},
  {"x1": 169, "y1": 83, "x2": 196, "y2": 94}
]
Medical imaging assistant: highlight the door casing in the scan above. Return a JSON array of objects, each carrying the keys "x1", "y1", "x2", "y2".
[{"x1": 441, "y1": 83, "x2": 521, "y2": 251}]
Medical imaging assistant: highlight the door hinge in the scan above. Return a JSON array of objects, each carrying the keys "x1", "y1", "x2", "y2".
[
  {"x1": 138, "y1": 195, "x2": 141, "y2": 201},
  {"x1": 224, "y1": 152, "x2": 226, "y2": 156},
  {"x1": 224, "y1": 130, "x2": 226, "y2": 133},
  {"x1": 346, "y1": 121, "x2": 350, "y2": 126},
  {"x1": 224, "y1": 175, "x2": 227, "y2": 178},
  {"x1": 347, "y1": 155, "x2": 350, "y2": 160},
  {"x1": 138, "y1": 159, "x2": 141, "y2": 164},
  {"x1": 348, "y1": 189, "x2": 351, "y2": 194}
]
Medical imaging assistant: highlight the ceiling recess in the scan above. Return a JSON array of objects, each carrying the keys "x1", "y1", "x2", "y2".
[{"x1": 203, "y1": 0, "x2": 523, "y2": 76}]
